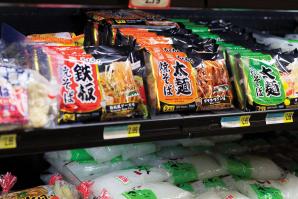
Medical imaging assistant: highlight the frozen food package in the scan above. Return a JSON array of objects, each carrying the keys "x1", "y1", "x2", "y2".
[
  {"x1": 189, "y1": 50, "x2": 234, "y2": 111},
  {"x1": 195, "y1": 189, "x2": 250, "y2": 199},
  {"x1": 65, "y1": 158, "x2": 134, "y2": 181},
  {"x1": 0, "y1": 64, "x2": 30, "y2": 129},
  {"x1": 190, "y1": 177, "x2": 227, "y2": 194},
  {"x1": 27, "y1": 32, "x2": 76, "y2": 46},
  {"x1": 46, "y1": 149, "x2": 94, "y2": 162},
  {"x1": 121, "y1": 143, "x2": 157, "y2": 160},
  {"x1": 79, "y1": 166, "x2": 170, "y2": 198},
  {"x1": 214, "y1": 142, "x2": 249, "y2": 155},
  {"x1": 132, "y1": 154, "x2": 165, "y2": 167},
  {"x1": 216, "y1": 155, "x2": 284, "y2": 180},
  {"x1": 161, "y1": 154, "x2": 227, "y2": 184},
  {"x1": 229, "y1": 52, "x2": 286, "y2": 111},
  {"x1": 86, "y1": 145, "x2": 123, "y2": 163},
  {"x1": 224, "y1": 174, "x2": 298, "y2": 199},
  {"x1": 156, "y1": 146, "x2": 198, "y2": 159},
  {"x1": 274, "y1": 51, "x2": 298, "y2": 108},
  {"x1": 144, "y1": 46, "x2": 198, "y2": 113},
  {"x1": 118, "y1": 182, "x2": 194, "y2": 199}
]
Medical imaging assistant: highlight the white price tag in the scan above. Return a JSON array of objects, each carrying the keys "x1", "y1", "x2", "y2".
[
  {"x1": 266, "y1": 112, "x2": 294, "y2": 125},
  {"x1": 129, "y1": 0, "x2": 171, "y2": 9},
  {"x1": 103, "y1": 124, "x2": 140, "y2": 140},
  {"x1": 221, "y1": 115, "x2": 251, "y2": 128}
]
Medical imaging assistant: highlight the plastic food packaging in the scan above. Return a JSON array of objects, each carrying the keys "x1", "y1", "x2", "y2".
[
  {"x1": 27, "y1": 32, "x2": 77, "y2": 46},
  {"x1": 224, "y1": 174, "x2": 298, "y2": 199},
  {"x1": 161, "y1": 154, "x2": 227, "y2": 184},
  {"x1": 118, "y1": 182, "x2": 194, "y2": 199},
  {"x1": 46, "y1": 149, "x2": 94, "y2": 162},
  {"x1": 79, "y1": 167, "x2": 170, "y2": 198},
  {"x1": 132, "y1": 154, "x2": 165, "y2": 167},
  {"x1": 214, "y1": 142, "x2": 249, "y2": 155},
  {"x1": 216, "y1": 155, "x2": 284, "y2": 180},
  {"x1": 41, "y1": 45, "x2": 148, "y2": 123},
  {"x1": 189, "y1": 177, "x2": 227, "y2": 194},
  {"x1": 195, "y1": 189, "x2": 250, "y2": 199},
  {"x1": 156, "y1": 146, "x2": 198, "y2": 159},
  {"x1": 121, "y1": 143, "x2": 157, "y2": 160},
  {"x1": 178, "y1": 138, "x2": 215, "y2": 147},
  {"x1": 0, "y1": 172, "x2": 17, "y2": 196},
  {"x1": 86, "y1": 146, "x2": 123, "y2": 163}
]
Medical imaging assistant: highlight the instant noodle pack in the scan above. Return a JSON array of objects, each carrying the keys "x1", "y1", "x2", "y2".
[{"x1": 0, "y1": 9, "x2": 298, "y2": 128}]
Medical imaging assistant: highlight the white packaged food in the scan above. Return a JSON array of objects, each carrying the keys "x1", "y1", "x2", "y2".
[{"x1": 122, "y1": 143, "x2": 157, "y2": 160}]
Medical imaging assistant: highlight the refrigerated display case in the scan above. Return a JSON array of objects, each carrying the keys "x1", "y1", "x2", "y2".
[{"x1": 0, "y1": 0, "x2": 297, "y2": 197}]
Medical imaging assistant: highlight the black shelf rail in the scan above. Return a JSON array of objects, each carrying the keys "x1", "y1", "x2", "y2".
[{"x1": 0, "y1": 108, "x2": 297, "y2": 157}]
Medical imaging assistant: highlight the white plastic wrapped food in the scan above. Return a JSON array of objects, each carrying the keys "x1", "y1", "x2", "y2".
[
  {"x1": 86, "y1": 145, "x2": 123, "y2": 163},
  {"x1": 216, "y1": 155, "x2": 284, "y2": 180},
  {"x1": 195, "y1": 189, "x2": 249, "y2": 199},
  {"x1": 155, "y1": 140, "x2": 181, "y2": 149},
  {"x1": 122, "y1": 143, "x2": 157, "y2": 160},
  {"x1": 161, "y1": 154, "x2": 227, "y2": 184},
  {"x1": 190, "y1": 177, "x2": 227, "y2": 194},
  {"x1": 132, "y1": 154, "x2": 165, "y2": 167},
  {"x1": 65, "y1": 158, "x2": 134, "y2": 181},
  {"x1": 85, "y1": 167, "x2": 170, "y2": 198},
  {"x1": 118, "y1": 182, "x2": 194, "y2": 199},
  {"x1": 47, "y1": 149, "x2": 94, "y2": 162},
  {"x1": 214, "y1": 142, "x2": 248, "y2": 155},
  {"x1": 224, "y1": 174, "x2": 298, "y2": 199},
  {"x1": 208, "y1": 135, "x2": 243, "y2": 143},
  {"x1": 156, "y1": 146, "x2": 197, "y2": 159},
  {"x1": 178, "y1": 138, "x2": 214, "y2": 147}
]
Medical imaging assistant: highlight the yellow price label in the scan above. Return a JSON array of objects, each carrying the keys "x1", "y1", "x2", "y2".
[
  {"x1": 127, "y1": 124, "x2": 141, "y2": 138},
  {"x1": 240, "y1": 115, "x2": 251, "y2": 127},
  {"x1": 0, "y1": 134, "x2": 17, "y2": 149},
  {"x1": 283, "y1": 112, "x2": 294, "y2": 123}
]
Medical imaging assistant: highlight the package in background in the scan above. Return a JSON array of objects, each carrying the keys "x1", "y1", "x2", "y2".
[
  {"x1": 229, "y1": 52, "x2": 286, "y2": 111},
  {"x1": 0, "y1": 64, "x2": 30, "y2": 128},
  {"x1": 274, "y1": 50, "x2": 298, "y2": 108},
  {"x1": 85, "y1": 10, "x2": 178, "y2": 46},
  {"x1": 27, "y1": 32, "x2": 81, "y2": 46},
  {"x1": 145, "y1": 46, "x2": 198, "y2": 113},
  {"x1": 44, "y1": 46, "x2": 103, "y2": 124},
  {"x1": 87, "y1": 46, "x2": 148, "y2": 120}
]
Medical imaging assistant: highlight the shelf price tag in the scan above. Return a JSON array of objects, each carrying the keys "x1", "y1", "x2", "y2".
[
  {"x1": 129, "y1": 0, "x2": 171, "y2": 9},
  {"x1": 221, "y1": 115, "x2": 251, "y2": 128},
  {"x1": 103, "y1": 124, "x2": 141, "y2": 140},
  {"x1": 0, "y1": 134, "x2": 17, "y2": 149},
  {"x1": 266, "y1": 112, "x2": 294, "y2": 125}
]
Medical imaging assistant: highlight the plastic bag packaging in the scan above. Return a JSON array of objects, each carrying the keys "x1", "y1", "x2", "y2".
[
  {"x1": 121, "y1": 143, "x2": 157, "y2": 160},
  {"x1": 65, "y1": 158, "x2": 135, "y2": 181},
  {"x1": 189, "y1": 177, "x2": 227, "y2": 194},
  {"x1": 86, "y1": 145, "x2": 123, "y2": 163},
  {"x1": 156, "y1": 146, "x2": 198, "y2": 159},
  {"x1": 80, "y1": 167, "x2": 170, "y2": 198},
  {"x1": 214, "y1": 142, "x2": 248, "y2": 155},
  {"x1": 178, "y1": 138, "x2": 214, "y2": 147},
  {"x1": 195, "y1": 189, "x2": 250, "y2": 199},
  {"x1": 154, "y1": 140, "x2": 181, "y2": 149},
  {"x1": 27, "y1": 32, "x2": 76, "y2": 46},
  {"x1": 132, "y1": 154, "x2": 165, "y2": 167},
  {"x1": 208, "y1": 134, "x2": 243, "y2": 143},
  {"x1": 46, "y1": 149, "x2": 94, "y2": 162},
  {"x1": 216, "y1": 155, "x2": 284, "y2": 180},
  {"x1": 118, "y1": 182, "x2": 194, "y2": 199},
  {"x1": 161, "y1": 154, "x2": 228, "y2": 184},
  {"x1": 223, "y1": 174, "x2": 298, "y2": 199}
]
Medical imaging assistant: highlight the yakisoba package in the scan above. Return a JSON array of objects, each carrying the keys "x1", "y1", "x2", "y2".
[{"x1": 39, "y1": 45, "x2": 147, "y2": 123}]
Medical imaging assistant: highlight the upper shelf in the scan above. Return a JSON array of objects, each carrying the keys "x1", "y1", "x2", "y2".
[{"x1": 0, "y1": 108, "x2": 297, "y2": 157}]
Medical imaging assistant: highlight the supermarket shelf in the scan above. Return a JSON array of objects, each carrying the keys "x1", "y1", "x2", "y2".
[{"x1": 0, "y1": 108, "x2": 297, "y2": 157}]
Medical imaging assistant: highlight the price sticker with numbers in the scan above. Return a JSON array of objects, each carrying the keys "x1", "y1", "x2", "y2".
[
  {"x1": 221, "y1": 115, "x2": 251, "y2": 128},
  {"x1": 266, "y1": 112, "x2": 294, "y2": 125},
  {"x1": 129, "y1": 0, "x2": 171, "y2": 9},
  {"x1": 104, "y1": 124, "x2": 141, "y2": 140},
  {"x1": 0, "y1": 134, "x2": 17, "y2": 149}
]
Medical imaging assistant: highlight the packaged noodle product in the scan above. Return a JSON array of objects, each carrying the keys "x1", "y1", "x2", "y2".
[
  {"x1": 229, "y1": 51, "x2": 286, "y2": 111},
  {"x1": 156, "y1": 146, "x2": 198, "y2": 159},
  {"x1": 274, "y1": 50, "x2": 298, "y2": 108},
  {"x1": 119, "y1": 182, "x2": 194, "y2": 199},
  {"x1": 121, "y1": 143, "x2": 157, "y2": 160},
  {"x1": 27, "y1": 32, "x2": 76, "y2": 46},
  {"x1": 224, "y1": 174, "x2": 298, "y2": 199},
  {"x1": 180, "y1": 177, "x2": 227, "y2": 194},
  {"x1": 161, "y1": 154, "x2": 227, "y2": 184},
  {"x1": 45, "y1": 149, "x2": 94, "y2": 162},
  {"x1": 78, "y1": 166, "x2": 170, "y2": 198},
  {"x1": 216, "y1": 155, "x2": 284, "y2": 180},
  {"x1": 145, "y1": 46, "x2": 198, "y2": 113},
  {"x1": 195, "y1": 189, "x2": 250, "y2": 199},
  {"x1": 86, "y1": 145, "x2": 123, "y2": 163},
  {"x1": 42, "y1": 45, "x2": 147, "y2": 123}
]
